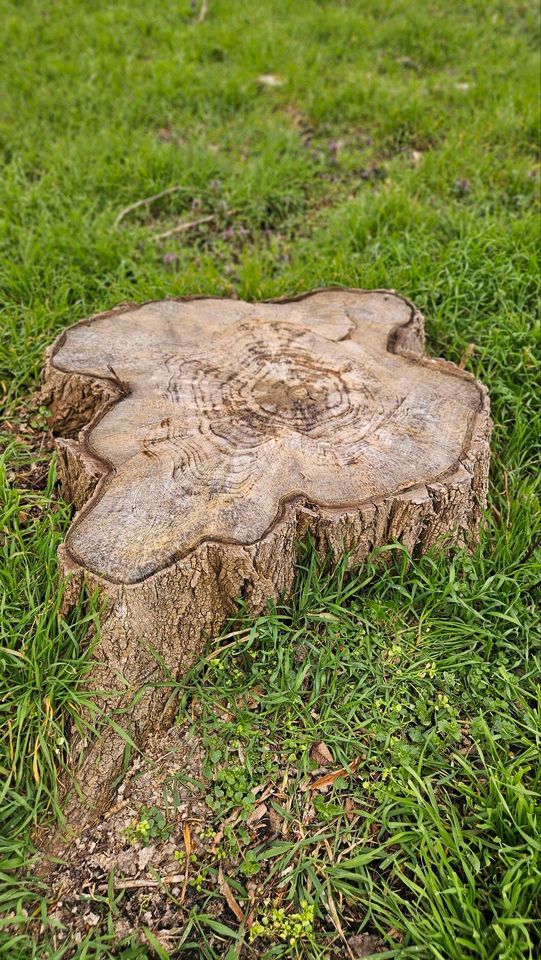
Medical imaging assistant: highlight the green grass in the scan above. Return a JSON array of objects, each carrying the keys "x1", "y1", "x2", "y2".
[{"x1": 0, "y1": 0, "x2": 540, "y2": 957}]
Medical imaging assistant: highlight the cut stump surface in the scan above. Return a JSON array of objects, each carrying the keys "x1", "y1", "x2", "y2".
[{"x1": 42, "y1": 289, "x2": 491, "y2": 818}]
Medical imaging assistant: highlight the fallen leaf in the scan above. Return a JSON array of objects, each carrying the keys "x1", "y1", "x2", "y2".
[
  {"x1": 268, "y1": 807, "x2": 283, "y2": 834},
  {"x1": 180, "y1": 822, "x2": 192, "y2": 904},
  {"x1": 310, "y1": 740, "x2": 334, "y2": 766},
  {"x1": 247, "y1": 802, "x2": 268, "y2": 825},
  {"x1": 84, "y1": 912, "x2": 100, "y2": 928},
  {"x1": 219, "y1": 867, "x2": 246, "y2": 924},
  {"x1": 32, "y1": 738, "x2": 40, "y2": 784},
  {"x1": 183, "y1": 821, "x2": 191, "y2": 856},
  {"x1": 348, "y1": 932, "x2": 386, "y2": 957},
  {"x1": 310, "y1": 757, "x2": 359, "y2": 792},
  {"x1": 138, "y1": 844, "x2": 155, "y2": 872}
]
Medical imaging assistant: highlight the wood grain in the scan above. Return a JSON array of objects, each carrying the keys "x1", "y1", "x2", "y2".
[{"x1": 42, "y1": 288, "x2": 491, "y2": 820}]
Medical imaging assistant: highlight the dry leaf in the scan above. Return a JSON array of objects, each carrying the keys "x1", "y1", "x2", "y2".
[
  {"x1": 183, "y1": 821, "x2": 191, "y2": 856},
  {"x1": 268, "y1": 807, "x2": 283, "y2": 834},
  {"x1": 32, "y1": 738, "x2": 40, "y2": 784},
  {"x1": 138, "y1": 845, "x2": 155, "y2": 872},
  {"x1": 180, "y1": 821, "x2": 192, "y2": 904},
  {"x1": 219, "y1": 867, "x2": 246, "y2": 924},
  {"x1": 310, "y1": 740, "x2": 334, "y2": 767},
  {"x1": 310, "y1": 757, "x2": 359, "y2": 792},
  {"x1": 247, "y1": 802, "x2": 268, "y2": 825},
  {"x1": 348, "y1": 932, "x2": 386, "y2": 957}
]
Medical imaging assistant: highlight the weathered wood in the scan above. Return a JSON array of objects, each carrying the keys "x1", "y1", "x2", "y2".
[{"x1": 42, "y1": 288, "x2": 491, "y2": 818}]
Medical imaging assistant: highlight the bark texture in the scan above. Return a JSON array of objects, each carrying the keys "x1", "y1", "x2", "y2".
[{"x1": 41, "y1": 288, "x2": 491, "y2": 821}]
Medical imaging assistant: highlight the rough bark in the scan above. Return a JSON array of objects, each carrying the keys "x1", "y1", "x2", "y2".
[{"x1": 41, "y1": 288, "x2": 491, "y2": 821}]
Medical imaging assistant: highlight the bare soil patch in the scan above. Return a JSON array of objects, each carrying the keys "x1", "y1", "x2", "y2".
[{"x1": 38, "y1": 725, "x2": 209, "y2": 952}]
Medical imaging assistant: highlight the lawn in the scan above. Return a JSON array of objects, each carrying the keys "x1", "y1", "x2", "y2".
[{"x1": 0, "y1": 0, "x2": 540, "y2": 958}]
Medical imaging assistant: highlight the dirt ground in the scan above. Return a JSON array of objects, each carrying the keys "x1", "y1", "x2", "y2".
[{"x1": 39, "y1": 724, "x2": 210, "y2": 952}]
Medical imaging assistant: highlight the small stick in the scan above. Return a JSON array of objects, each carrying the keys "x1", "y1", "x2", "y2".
[
  {"x1": 154, "y1": 208, "x2": 236, "y2": 242},
  {"x1": 103, "y1": 797, "x2": 129, "y2": 821},
  {"x1": 114, "y1": 185, "x2": 191, "y2": 229},
  {"x1": 198, "y1": 0, "x2": 208, "y2": 22},
  {"x1": 153, "y1": 214, "x2": 217, "y2": 241},
  {"x1": 459, "y1": 342, "x2": 475, "y2": 369},
  {"x1": 95, "y1": 873, "x2": 185, "y2": 891}
]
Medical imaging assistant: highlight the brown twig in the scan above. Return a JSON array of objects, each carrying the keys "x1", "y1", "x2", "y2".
[
  {"x1": 96, "y1": 873, "x2": 184, "y2": 891},
  {"x1": 114, "y1": 185, "x2": 191, "y2": 229},
  {"x1": 153, "y1": 214, "x2": 217, "y2": 241},
  {"x1": 459, "y1": 342, "x2": 475, "y2": 369},
  {"x1": 103, "y1": 797, "x2": 129, "y2": 821},
  {"x1": 153, "y1": 208, "x2": 236, "y2": 241},
  {"x1": 197, "y1": 0, "x2": 208, "y2": 22}
]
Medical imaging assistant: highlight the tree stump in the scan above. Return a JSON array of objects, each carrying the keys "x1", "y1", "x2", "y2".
[{"x1": 42, "y1": 288, "x2": 491, "y2": 818}]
